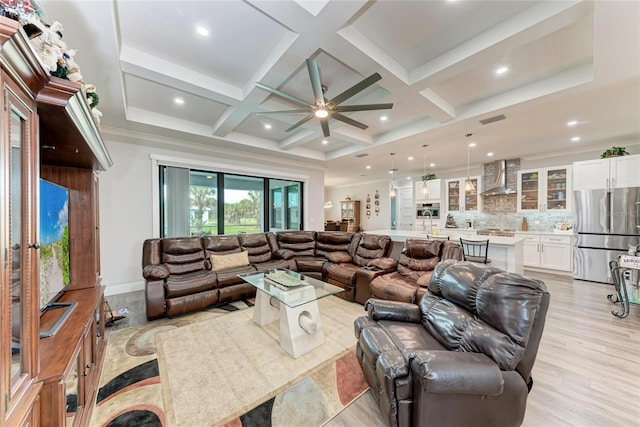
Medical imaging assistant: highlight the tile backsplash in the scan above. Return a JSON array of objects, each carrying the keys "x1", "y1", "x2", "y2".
[{"x1": 446, "y1": 212, "x2": 573, "y2": 232}]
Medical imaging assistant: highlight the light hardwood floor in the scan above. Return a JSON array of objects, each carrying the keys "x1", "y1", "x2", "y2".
[{"x1": 325, "y1": 272, "x2": 640, "y2": 427}]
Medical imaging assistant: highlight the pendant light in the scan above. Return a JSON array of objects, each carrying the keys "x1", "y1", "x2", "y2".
[
  {"x1": 464, "y1": 139, "x2": 476, "y2": 192},
  {"x1": 421, "y1": 144, "x2": 429, "y2": 197},
  {"x1": 389, "y1": 153, "x2": 397, "y2": 197}
]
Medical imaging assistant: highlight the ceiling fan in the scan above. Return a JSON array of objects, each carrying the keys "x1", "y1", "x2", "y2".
[{"x1": 254, "y1": 58, "x2": 393, "y2": 137}]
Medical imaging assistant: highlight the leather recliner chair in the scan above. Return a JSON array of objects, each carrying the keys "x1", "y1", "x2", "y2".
[{"x1": 355, "y1": 260, "x2": 550, "y2": 427}]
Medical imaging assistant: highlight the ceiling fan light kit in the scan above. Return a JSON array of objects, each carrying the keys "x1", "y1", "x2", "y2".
[{"x1": 255, "y1": 58, "x2": 393, "y2": 137}]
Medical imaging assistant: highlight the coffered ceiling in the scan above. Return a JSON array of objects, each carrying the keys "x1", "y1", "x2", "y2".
[{"x1": 38, "y1": 1, "x2": 640, "y2": 186}]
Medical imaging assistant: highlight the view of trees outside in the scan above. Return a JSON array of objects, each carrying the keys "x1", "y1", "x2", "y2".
[
  {"x1": 189, "y1": 185, "x2": 217, "y2": 235},
  {"x1": 223, "y1": 189, "x2": 262, "y2": 234},
  {"x1": 189, "y1": 187, "x2": 262, "y2": 235}
]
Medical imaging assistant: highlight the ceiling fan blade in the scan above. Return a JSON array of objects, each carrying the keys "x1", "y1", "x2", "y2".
[
  {"x1": 334, "y1": 103, "x2": 394, "y2": 112},
  {"x1": 329, "y1": 73, "x2": 382, "y2": 106},
  {"x1": 306, "y1": 59, "x2": 324, "y2": 106},
  {"x1": 254, "y1": 82, "x2": 311, "y2": 108},
  {"x1": 332, "y1": 113, "x2": 368, "y2": 130},
  {"x1": 285, "y1": 114, "x2": 314, "y2": 132},
  {"x1": 256, "y1": 109, "x2": 311, "y2": 115},
  {"x1": 320, "y1": 118, "x2": 330, "y2": 137}
]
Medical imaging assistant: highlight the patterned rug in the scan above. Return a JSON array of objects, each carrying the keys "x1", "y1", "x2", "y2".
[{"x1": 90, "y1": 300, "x2": 368, "y2": 427}]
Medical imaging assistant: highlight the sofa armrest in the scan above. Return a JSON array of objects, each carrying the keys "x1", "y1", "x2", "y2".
[
  {"x1": 273, "y1": 248, "x2": 295, "y2": 260},
  {"x1": 365, "y1": 298, "x2": 422, "y2": 323},
  {"x1": 143, "y1": 264, "x2": 169, "y2": 280},
  {"x1": 367, "y1": 257, "x2": 398, "y2": 271},
  {"x1": 354, "y1": 267, "x2": 393, "y2": 304},
  {"x1": 410, "y1": 350, "x2": 504, "y2": 396},
  {"x1": 145, "y1": 279, "x2": 166, "y2": 320}
]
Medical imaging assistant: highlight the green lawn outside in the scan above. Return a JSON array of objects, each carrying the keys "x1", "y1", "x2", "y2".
[{"x1": 190, "y1": 223, "x2": 260, "y2": 235}]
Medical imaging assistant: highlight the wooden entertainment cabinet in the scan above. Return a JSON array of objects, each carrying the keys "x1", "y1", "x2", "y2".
[{"x1": 0, "y1": 17, "x2": 112, "y2": 427}]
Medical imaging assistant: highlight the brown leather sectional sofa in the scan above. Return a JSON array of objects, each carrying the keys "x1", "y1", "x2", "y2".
[{"x1": 142, "y1": 231, "x2": 463, "y2": 320}]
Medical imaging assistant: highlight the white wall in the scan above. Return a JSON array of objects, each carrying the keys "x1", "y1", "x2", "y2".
[
  {"x1": 324, "y1": 180, "x2": 393, "y2": 232},
  {"x1": 99, "y1": 138, "x2": 325, "y2": 296}
]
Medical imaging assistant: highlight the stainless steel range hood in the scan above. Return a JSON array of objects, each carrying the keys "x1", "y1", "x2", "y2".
[{"x1": 480, "y1": 159, "x2": 517, "y2": 196}]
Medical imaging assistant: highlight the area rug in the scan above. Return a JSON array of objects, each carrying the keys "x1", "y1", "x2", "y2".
[
  {"x1": 155, "y1": 296, "x2": 366, "y2": 427},
  {"x1": 91, "y1": 302, "x2": 250, "y2": 427}
]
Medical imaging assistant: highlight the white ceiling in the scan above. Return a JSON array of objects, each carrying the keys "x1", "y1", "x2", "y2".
[{"x1": 38, "y1": 0, "x2": 640, "y2": 187}]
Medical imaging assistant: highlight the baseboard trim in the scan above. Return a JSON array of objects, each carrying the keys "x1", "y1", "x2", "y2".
[{"x1": 104, "y1": 281, "x2": 145, "y2": 296}]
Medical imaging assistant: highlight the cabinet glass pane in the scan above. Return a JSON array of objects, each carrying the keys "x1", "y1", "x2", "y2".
[
  {"x1": 546, "y1": 168, "x2": 568, "y2": 210},
  {"x1": 448, "y1": 181, "x2": 460, "y2": 211},
  {"x1": 520, "y1": 171, "x2": 540, "y2": 210},
  {"x1": 465, "y1": 179, "x2": 478, "y2": 211},
  {"x1": 10, "y1": 110, "x2": 24, "y2": 384},
  {"x1": 65, "y1": 357, "x2": 79, "y2": 426}
]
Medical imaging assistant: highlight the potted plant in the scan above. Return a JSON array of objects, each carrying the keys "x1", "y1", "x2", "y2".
[
  {"x1": 421, "y1": 173, "x2": 437, "y2": 180},
  {"x1": 601, "y1": 146, "x2": 629, "y2": 158}
]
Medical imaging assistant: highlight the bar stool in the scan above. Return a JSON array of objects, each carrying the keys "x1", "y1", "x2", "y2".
[{"x1": 459, "y1": 238, "x2": 491, "y2": 264}]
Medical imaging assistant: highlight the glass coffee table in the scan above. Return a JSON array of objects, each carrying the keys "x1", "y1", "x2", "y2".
[{"x1": 238, "y1": 269, "x2": 343, "y2": 358}]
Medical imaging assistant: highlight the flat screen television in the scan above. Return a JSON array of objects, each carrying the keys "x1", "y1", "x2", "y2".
[{"x1": 39, "y1": 179, "x2": 75, "y2": 337}]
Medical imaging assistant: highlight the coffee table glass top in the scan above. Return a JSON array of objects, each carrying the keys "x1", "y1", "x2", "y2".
[{"x1": 238, "y1": 269, "x2": 343, "y2": 308}]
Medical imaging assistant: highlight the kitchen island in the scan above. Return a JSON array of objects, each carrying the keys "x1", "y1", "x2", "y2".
[{"x1": 368, "y1": 229, "x2": 525, "y2": 274}]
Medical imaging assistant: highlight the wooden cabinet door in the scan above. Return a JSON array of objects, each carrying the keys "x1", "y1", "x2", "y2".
[
  {"x1": 1, "y1": 73, "x2": 40, "y2": 426},
  {"x1": 611, "y1": 154, "x2": 640, "y2": 188},
  {"x1": 572, "y1": 159, "x2": 609, "y2": 190}
]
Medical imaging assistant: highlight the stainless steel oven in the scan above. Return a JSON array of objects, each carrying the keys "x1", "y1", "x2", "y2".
[{"x1": 416, "y1": 202, "x2": 440, "y2": 219}]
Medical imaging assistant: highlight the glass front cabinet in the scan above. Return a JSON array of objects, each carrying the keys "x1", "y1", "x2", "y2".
[
  {"x1": 445, "y1": 177, "x2": 482, "y2": 213},
  {"x1": 517, "y1": 166, "x2": 572, "y2": 212}
]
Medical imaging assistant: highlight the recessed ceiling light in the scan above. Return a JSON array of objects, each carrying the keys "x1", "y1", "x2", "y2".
[
  {"x1": 406, "y1": 177, "x2": 411, "y2": 180},
  {"x1": 430, "y1": 163, "x2": 435, "y2": 167},
  {"x1": 567, "y1": 120, "x2": 578, "y2": 126},
  {"x1": 196, "y1": 26, "x2": 209, "y2": 37},
  {"x1": 495, "y1": 66, "x2": 509, "y2": 75},
  {"x1": 380, "y1": 115, "x2": 388, "y2": 121},
  {"x1": 174, "y1": 98, "x2": 184, "y2": 105},
  {"x1": 571, "y1": 136, "x2": 581, "y2": 142},
  {"x1": 366, "y1": 165, "x2": 371, "y2": 169},
  {"x1": 388, "y1": 170, "x2": 393, "y2": 174},
  {"x1": 487, "y1": 152, "x2": 494, "y2": 156},
  {"x1": 264, "y1": 124, "x2": 272, "y2": 130},
  {"x1": 322, "y1": 140, "x2": 328, "y2": 145},
  {"x1": 408, "y1": 156, "x2": 414, "y2": 161},
  {"x1": 468, "y1": 142, "x2": 477, "y2": 147}
]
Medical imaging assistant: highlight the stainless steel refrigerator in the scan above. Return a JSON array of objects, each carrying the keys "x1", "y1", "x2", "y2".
[{"x1": 573, "y1": 187, "x2": 640, "y2": 284}]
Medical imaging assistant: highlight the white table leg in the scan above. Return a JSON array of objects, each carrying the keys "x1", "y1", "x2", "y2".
[
  {"x1": 253, "y1": 289, "x2": 280, "y2": 325},
  {"x1": 279, "y1": 298, "x2": 325, "y2": 358}
]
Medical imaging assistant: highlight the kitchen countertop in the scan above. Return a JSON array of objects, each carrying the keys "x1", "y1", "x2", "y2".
[{"x1": 368, "y1": 229, "x2": 526, "y2": 246}]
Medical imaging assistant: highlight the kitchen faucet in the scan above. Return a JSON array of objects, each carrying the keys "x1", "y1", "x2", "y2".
[{"x1": 422, "y1": 210, "x2": 433, "y2": 233}]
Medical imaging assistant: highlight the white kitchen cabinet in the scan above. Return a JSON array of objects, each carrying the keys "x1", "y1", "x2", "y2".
[
  {"x1": 517, "y1": 166, "x2": 572, "y2": 212},
  {"x1": 515, "y1": 233, "x2": 572, "y2": 272},
  {"x1": 445, "y1": 177, "x2": 482, "y2": 213},
  {"x1": 415, "y1": 178, "x2": 441, "y2": 201},
  {"x1": 573, "y1": 154, "x2": 640, "y2": 190}
]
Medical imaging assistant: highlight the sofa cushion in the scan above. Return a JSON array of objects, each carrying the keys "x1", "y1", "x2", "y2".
[
  {"x1": 273, "y1": 249, "x2": 295, "y2": 260},
  {"x1": 326, "y1": 251, "x2": 352, "y2": 263},
  {"x1": 210, "y1": 251, "x2": 250, "y2": 272},
  {"x1": 276, "y1": 231, "x2": 317, "y2": 256},
  {"x1": 165, "y1": 270, "x2": 217, "y2": 298},
  {"x1": 252, "y1": 259, "x2": 293, "y2": 273},
  {"x1": 215, "y1": 265, "x2": 257, "y2": 288},
  {"x1": 422, "y1": 260, "x2": 546, "y2": 371},
  {"x1": 294, "y1": 256, "x2": 325, "y2": 272},
  {"x1": 203, "y1": 235, "x2": 243, "y2": 255},
  {"x1": 352, "y1": 234, "x2": 391, "y2": 267},
  {"x1": 315, "y1": 231, "x2": 354, "y2": 257},
  {"x1": 239, "y1": 233, "x2": 275, "y2": 264},
  {"x1": 370, "y1": 272, "x2": 418, "y2": 303},
  {"x1": 161, "y1": 237, "x2": 207, "y2": 275},
  {"x1": 368, "y1": 257, "x2": 397, "y2": 270},
  {"x1": 324, "y1": 262, "x2": 359, "y2": 285}
]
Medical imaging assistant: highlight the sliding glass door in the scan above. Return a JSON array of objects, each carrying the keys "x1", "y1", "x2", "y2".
[{"x1": 160, "y1": 166, "x2": 302, "y2": 237}]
